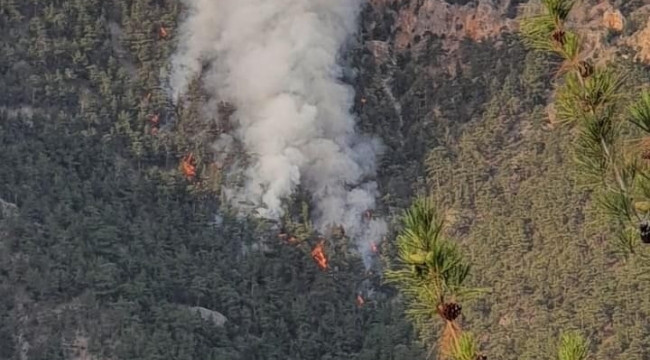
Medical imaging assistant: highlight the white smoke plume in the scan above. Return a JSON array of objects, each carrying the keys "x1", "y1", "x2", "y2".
[{"x1": 168, "y1": 0, "x2": 387, "y2": 267}]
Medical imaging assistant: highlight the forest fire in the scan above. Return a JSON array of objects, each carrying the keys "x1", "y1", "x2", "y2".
[
  {"x1": 149, "y1": 114, "x2": 160, "y2": 125},
  {"x1": 356, "y1": 294, "x2": 365, "y2": 307},
  {"x1": 180, "y1": 153, "x2": 197, "y2": 180},
  {"x1": 311, "y1": 241, "x2": 328, "y2": 270},
  {"x1": 371, "y1": 242, "x2": 378, "y2": 254},
  {"x1": 364, "y1": 210, "x2": 373, "y2": 221}
]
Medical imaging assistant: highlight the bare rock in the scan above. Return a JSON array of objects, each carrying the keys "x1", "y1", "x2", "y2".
[{"x1": 187, "y1": 306, "x2": 228, "y2": 327}]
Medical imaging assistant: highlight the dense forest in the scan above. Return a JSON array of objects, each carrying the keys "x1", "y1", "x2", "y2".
[{"x1": 1, "y1": 0, "x2": 650, "y2": 359}]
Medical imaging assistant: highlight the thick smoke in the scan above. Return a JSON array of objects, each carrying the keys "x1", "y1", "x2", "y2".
[{"x1": 168, "y1": 0, "x2": 387, "y2": 267}]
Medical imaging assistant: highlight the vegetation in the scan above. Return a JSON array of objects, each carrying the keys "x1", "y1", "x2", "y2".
[
  {"x1": 1, "y1": 0, "x2": 650, "y2": 359},
  {"x1": 384, "y1": 197, "x2": 593, "y2": 360},
  {"x1": 0, "y1": 1, "x2": 425, "y2": 359},
  {"x1": 520, "y1": 0, "x2": 650, "y2": 254},
  {"x1": 384, "y1": 197, "x2": 488, "y2": 359}
]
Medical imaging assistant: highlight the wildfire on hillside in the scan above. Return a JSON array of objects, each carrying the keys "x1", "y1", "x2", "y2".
[
  {"x1": 180, "y1": 153, "x2": 197, "y2": 180},
  {"x1": 311, "y1": 240, "x2": 328, "y2": 270},
  {"x1": 159, "y1": 26, "x2": 169, "y2": 38},
  {"x1": 356, "y1": 294, "x2": 365, "y2": 307}
]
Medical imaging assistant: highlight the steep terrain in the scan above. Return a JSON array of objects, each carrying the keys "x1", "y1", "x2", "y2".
[
  {"x1": 2, "y1": 0, "x2": 650, "y2": 359},
  {"x1": 357, "y1": 0, "x2": 650, "y2": 358}
]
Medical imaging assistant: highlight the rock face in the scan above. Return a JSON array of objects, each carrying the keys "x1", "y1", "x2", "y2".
[
  {"x1": 366, "y1": 0, "x2": 650, "y2": 63},
  {"x1": 603, "y1": 8, "x2": 625, "y2": 31},
  {"x1": 0, "y1": 198, "x2": 17, "y2": 218},
  {"x1": 187, "y1": 306, "x2": 228, "y2": 327},
  {"x1": 369, "y1": 0, "x2": 516, "y2": 51},
  {"x1": 627, "y1": 14, "x2": 650, "y2": 63}
]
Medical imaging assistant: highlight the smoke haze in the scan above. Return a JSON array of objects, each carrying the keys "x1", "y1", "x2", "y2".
[{"x1": 169, "y1": 0, "x2": 387, "y2": 267}]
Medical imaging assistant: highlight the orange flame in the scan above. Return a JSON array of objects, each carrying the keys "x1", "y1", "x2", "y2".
[
  {"x1": 181, "y1": 153, "x2": 197, "y2": 180},
  {"x1": 371, "y1": 242, "x2": 378, "y2": 254},
  {"x1": 356, "y1": 294, "x2": 365, "y2": 307},
  {"x1": 159, "y1": 26, "x2": 169, "y2": 38},
  {"x1": 311, "y1": 241, "x2": 328, "y2": 270}
]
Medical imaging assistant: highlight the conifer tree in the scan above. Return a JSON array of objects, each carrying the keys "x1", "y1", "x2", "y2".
[
  {"x1": 519, "y1": 0, "x2": 650, "y2": 254},
  {"x1": 384, "y1": 197, "x2": 487, "y2": 359},
  {"x1": 385, "y1": 197, "x2": 592, "y2": 360}
]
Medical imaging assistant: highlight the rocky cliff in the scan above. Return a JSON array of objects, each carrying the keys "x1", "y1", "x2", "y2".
[{"x1": 364, "y1": 0, "x2": 650, "y2": 60}]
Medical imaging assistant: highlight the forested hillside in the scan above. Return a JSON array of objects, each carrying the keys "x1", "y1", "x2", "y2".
[
  {"x1": 0, "y1": 1, "x2": 424, "y2": 359},
  {"x1": 1, "y1": 0, "x2": 650, "y2": 359}
]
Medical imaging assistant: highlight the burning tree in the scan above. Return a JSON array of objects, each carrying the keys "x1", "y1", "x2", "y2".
[
  {"x1": 311, "y1": 240, "x2": 328, "y2": 270},
  {"x1": 384, "y1": 197, "x2": 489, "y2": 359},
  {"x1": 180, "y1": 153, "x2": 197, "y2": 180},
  {"x1": 519, "y1": 0, "x2": 650, "y2": 254}
]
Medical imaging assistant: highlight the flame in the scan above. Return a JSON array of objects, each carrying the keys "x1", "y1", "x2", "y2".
[
  {"x1": 159, "y1": 26, "x2": 169, "y2": 38},
  {"x1": 364, "y1": 210, "x2": 373, "y2": 221},
  {"x1": 311, "y1": 240, "x2": 328, "y2": 270},
  {"x1": 361, "y1": 97, "x2": 367, "y2": 104},
  {"x1": 356, "y1": 294, "x2": 365, "y2": 307},
  {"x1": 181, "y1": 153, "x2": 197, "y2": 180},
  {"x1": 150, "y1": 114, "x2": 160, "y2": 125},
  {"x1": 371, "y1": 242, "x2": 378, "y2": 254}
]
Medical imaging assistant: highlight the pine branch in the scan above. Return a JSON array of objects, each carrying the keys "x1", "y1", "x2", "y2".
[
  {"x1": 541, "y1": 0, "x2": 577, "y2": 23},
  {"x1": 557, "y1": 331, "x2": 589, "y2": 360},
  {"x1": 450, "y1": 332, "x2": 481, "y2": 360},
  {"x1": 518, "y1": 0, "x2": 650, "y2": 255},
  {"x1": 629, "y1": 91, "x2": 650, "y2": 133}
]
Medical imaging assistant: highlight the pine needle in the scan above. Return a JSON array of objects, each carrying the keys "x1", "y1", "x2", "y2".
[
  {"x1": 541, "y1": 0, "x2": 577, "y2": 23},
  {"x1": 520, "y1": 14, "x2": 557, "y2": 52},
  {"x1": 629, "y1": 91, "x2": 650, "y2": 133},
  {"x1": 557, "y1": 331, "x2": 589, "y2": 360},
  {"x1": 450, "y1": 332, "x2": 480, "y2": 360}
]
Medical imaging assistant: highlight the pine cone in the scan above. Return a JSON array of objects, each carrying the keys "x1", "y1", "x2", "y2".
[
  {"x1": 578, "y1": 60, "x2": 594, "y2": 78},
  {"x1": 551, "y1": 29, "x2": 566, "y2": 46},
  {"x1": 640, "y1": 221, "x2": 650, "y2": 244},
  {"x1": 441, "y1": 302, "x2": 462, "y2": 321}
]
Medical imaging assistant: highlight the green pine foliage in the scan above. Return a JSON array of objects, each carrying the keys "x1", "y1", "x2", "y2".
[
  {"x1": 557, "y1": 331, "x2": 589, "y2": 360},
  {"x1": 385, "y1": 198, "x2": 487, "y2": 315},
  {"x1": 519, "y1": 0, "x2": 650, "y2": 254},
  {"x1": 450, "y1": 333, "x2": 482, "y2": 360},
  {"x1": 384, "y1": 197, "x2": 488, "y2": 358}
]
